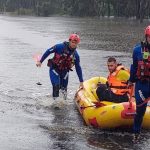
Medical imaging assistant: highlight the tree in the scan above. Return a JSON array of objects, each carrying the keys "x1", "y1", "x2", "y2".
[{"x1": 0, "y1": 0, "x2": 150, "y2": 21}]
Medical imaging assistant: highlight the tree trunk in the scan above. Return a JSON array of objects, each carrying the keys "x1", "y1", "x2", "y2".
[{"x1": 107, "y1": 0, "x2": 110, "y2": 17}]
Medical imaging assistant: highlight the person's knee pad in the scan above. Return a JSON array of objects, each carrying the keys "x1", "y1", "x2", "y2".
[
  {"x1": 53, "y1": 84, "x2": 60, "y2": 97},
  {"x1": 96, "y1": 84, "x2": 106, "y2": 95},
  {"x1": 96, "y1": 86, "x2": 103, "y2": 99}
]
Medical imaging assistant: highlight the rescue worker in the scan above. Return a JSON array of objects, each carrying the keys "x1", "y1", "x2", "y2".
[
  {"x1": 36, "y1": 34, "x2": 84, "y2": 101},
  {"x1": 128, "y1": 25, "x2": 150, "y2": 137},
  {"x1": 96, "y1": 57, "x2": 130, "y2": 103}
]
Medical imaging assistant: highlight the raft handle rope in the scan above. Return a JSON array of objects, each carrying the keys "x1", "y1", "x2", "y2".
[{"x1": 137, "y1": 90, "x2": 150, "y2": 107}]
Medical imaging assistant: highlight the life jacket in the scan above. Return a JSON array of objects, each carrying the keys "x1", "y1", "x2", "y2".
[
  {"x1": 136, "y1": 42, "x2": 150, "y2": 81},
  {"x1": 107, "y1": 65, "x2": 130, "y2": 95},
  {"x1": 51, "y1": 44, "x2": 75, "y2": 71}
]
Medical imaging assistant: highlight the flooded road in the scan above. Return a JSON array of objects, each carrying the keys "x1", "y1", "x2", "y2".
[{"x1": 0, "y1": 15, "x2": 150, "y2": 150}]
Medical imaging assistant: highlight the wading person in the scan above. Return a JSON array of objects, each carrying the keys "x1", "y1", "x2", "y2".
[
  {"x1": 96, "y1": 57, "x2": 131, "y2": 103},
  {"x1": 128, "y1": 25, "x2": 150, "y2": 139},
  {"x1": 36, "y1": 34, "x2": 84, "y2": 102}
]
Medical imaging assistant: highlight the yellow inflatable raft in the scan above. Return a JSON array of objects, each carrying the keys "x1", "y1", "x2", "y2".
[{"x1": 74, "y1": 77, "x2": 150, "y2": 129}]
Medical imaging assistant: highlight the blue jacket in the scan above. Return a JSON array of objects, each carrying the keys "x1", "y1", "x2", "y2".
[
  {"x1": 129, "y1": 43, "x2": 143, "y2": 83},
  {"x1": 40, "y1": 42, "x2": 83, "y2": 82},
  {"x1": 129, "y1": 43, "x2": 150, "y2": 103}
]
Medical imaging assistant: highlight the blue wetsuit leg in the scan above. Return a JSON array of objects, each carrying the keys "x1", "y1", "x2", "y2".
[
  {"x1": 49, "y1": 68, "x2": 60, "y2": 97},
  {"x1": 60, "y1": 71, "x2": 69, "y2": 91},
  {"x1": 133, "y1": 81, "x2": 150, "y2": 133}
]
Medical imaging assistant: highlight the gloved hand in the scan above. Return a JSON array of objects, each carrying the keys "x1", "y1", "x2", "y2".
[
  {"x1": 36, "y1": 61, "x2": 42, "y2": 67},
  {"x1": 79, "y1": 82, "x2": 84, "y2": 89}
]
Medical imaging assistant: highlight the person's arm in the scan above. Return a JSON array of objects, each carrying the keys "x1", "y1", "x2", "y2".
[
  {"x1": 128, "y1": 46, "x2": 139, "y2": 83},
  {"x1": 117, "y1": 69, "x2": 130, "y2": 81},
  {"x1": 117, "y1": 69, "x2": 135, "y2": 101},
  {"x1": 36, "y1": 46, "x2": 56, "y2": 67},
  {"x1": 74, "y1": 52, "x2": 84, "y2": 85},
  {"x1": 40, "y1": 46, "x2": 56, "y2": 63}
]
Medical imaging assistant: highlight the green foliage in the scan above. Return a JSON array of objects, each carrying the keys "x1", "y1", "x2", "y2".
[
  {"x1": 14, "y1": 8, "x2": 34, "y2": 15},
  {"x1": 0, "y1": 0, "x2": 150, "y2": 22}
]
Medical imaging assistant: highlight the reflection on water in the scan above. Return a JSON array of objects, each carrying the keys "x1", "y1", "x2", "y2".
[{"x1": 0, "y1": 15, "x2": 150, "y2": 150}]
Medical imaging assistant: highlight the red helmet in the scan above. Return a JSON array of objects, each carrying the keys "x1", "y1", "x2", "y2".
[
  {"x1": 69, "y1": 34, "x2": 80, "y2": 43},
  {"x1": 144, "y1": 25, "x2": 150, "y2": 36}
]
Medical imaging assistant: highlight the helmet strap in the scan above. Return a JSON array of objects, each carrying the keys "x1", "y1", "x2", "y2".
[{"x1": 142, "y1": 39, "x2": 150, "y2": 52}]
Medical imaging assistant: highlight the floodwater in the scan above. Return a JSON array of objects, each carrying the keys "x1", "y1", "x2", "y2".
[{"x1": 0, "y1": 15, "x2": 150, "y2": 150}]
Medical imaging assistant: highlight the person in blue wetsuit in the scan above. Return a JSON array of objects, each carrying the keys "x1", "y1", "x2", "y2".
[
  {"x1": 128, "y1": 25, "x2": 150, "y2": 138},
  {"x1": 36, "y1": 34, "x2": 84, "y2": 100}
]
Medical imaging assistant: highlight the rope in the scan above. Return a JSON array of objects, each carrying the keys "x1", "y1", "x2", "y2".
[{"x1": 136, "y1": 97, "x2": 150, "y2": 107}]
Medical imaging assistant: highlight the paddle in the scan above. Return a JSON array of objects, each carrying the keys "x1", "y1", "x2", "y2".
[
  {"x1": 75, "y1": 86, "x2": 106, "y2": 110},
  {"x1": 80, "y1": 102, "x2": 106, "y2": 109}
]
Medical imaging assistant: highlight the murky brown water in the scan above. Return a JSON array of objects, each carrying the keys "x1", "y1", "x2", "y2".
[{"x1": 0, "y1": 15, "x2": 149, "y2": 150}]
